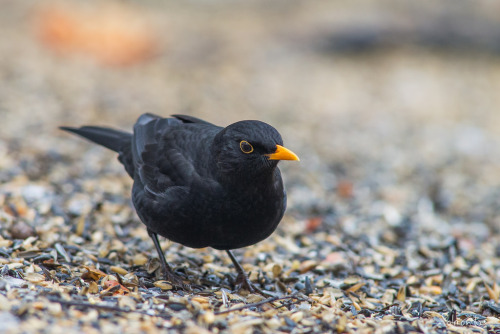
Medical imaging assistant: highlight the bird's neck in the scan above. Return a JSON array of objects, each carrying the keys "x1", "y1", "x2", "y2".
[{"x1": 218, "y1": 167, "x2": 278, "y2": 192}]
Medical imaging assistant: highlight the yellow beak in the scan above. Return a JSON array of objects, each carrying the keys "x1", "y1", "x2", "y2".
[{"x1": 266, "y1": 145, "x2": 300, "y2": 161}]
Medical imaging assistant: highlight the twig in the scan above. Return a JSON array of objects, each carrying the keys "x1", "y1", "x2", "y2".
[
  {"x1": 48, "y1": 298, "x2": 131, "y2": 313},
  {"x1": 215, "y1": 294, "x2": 303, "y2": 315},
  {"x1": 46, "y1": 298, "x2": 171, "y2": 319}
]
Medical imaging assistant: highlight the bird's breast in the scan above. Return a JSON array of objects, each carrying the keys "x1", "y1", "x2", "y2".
[
  {"x1": 141, "y1": 173, "x2": 286, "y2": 250},
  {"x1": 204, "y1": 184, "x2": 286, "y2": 250}
]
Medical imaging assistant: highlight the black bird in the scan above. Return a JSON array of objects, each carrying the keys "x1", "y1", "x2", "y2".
[{"x1": 60, "y1": 114, "x2": 299, "y2": 293}]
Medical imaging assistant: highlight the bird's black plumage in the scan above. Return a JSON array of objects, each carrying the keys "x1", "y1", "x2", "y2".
[{"x1": 60, "y1": 114, "x2": 299, "y2": 293}]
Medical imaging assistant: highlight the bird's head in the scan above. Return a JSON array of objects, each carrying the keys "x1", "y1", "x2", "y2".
[{"x1": 212, "y1": 120, "x2": 299, "y2": 179}]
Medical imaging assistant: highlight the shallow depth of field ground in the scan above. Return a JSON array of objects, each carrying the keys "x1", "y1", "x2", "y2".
[{"x1": 1, "y1": 1, "x2": 500, "y2": 333}]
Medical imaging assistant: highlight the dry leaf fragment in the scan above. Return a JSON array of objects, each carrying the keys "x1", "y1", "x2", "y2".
[
  {"x1": 346, "y1": 282, "x2": 365, "y2": 293},
  {"x1": 396, "y1": 285, "x2": 406, "y2": 302},
  {"x1": 25, "y1": 273, "x2": 45, "y2": 283},
  {"x1": 132, "y1": 253, "x2": 148, "y2": 266},
  {"x1": 485, "y1": 282, "x2": 499, "y2": 302},
  {"x1": 154, "y1": 281, "x2": 173, "y2": 290},
  {"x1": 81, "y1": 266, "x2": 107, "y2": 281},
  {"x1": 110, "y1": 266, "x2": 128, "y2": 276},
  {"x1": 419, "y1": 286, "x2": 442, "y2": 295},
  {"x1": 88, "y1": 281, "x2": 99, "y2": 294},
  {"x1": 101, "y1": 280, "x2": 129, "y2": 295}
]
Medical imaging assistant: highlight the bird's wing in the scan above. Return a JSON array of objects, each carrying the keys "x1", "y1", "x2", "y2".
[
  {"x1": 132, "y1": 114, "x2": 211, "y2": 197},
  {"x1": 172, "y1": 114, "x2": 214, "y2": 125}
]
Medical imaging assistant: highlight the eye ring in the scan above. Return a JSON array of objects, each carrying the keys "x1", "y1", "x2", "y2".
[{"x1": 239, "y1": 140, "x2": 254, "y2": 154}]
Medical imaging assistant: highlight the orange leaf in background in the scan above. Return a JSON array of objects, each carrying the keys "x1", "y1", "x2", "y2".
[
  {"x1": 324, "y1": 252, "x2": 345, "y2": 265},
  {"x1": 337, "y1": 180, "x2": 354, "y2": 199},
  {"x1": 81, "y1": 266, "x2": 107, "y2": 281},
  {"x1": 305, "y1": 217, "x2": 322, "y2": 233},
  {"x1": 34, "y1": 3, "x2": 158, "y2": 66},
  {"x1": 3, "y1": 199, "x2": 29, "y2": 218}
]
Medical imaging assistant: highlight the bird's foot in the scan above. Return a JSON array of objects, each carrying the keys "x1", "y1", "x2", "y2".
[
  {"x1": 234, "y1": 272, "x2": 275, "y2": 297},
  {"x1": 161, "y1": 269, "x2": 206, "y2": 292},
  {"x1": 162, "y1": 270, "x2": 191, "y2": 291}
]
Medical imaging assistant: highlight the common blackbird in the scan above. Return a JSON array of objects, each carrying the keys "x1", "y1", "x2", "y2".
[{"x1": 60, "y1": 114, "x2": 299, "y2": 294}]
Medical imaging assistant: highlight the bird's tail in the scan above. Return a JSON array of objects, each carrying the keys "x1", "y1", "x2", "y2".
[{"x1": 60, "y1": 126, "x2": 132, "y2": 153}]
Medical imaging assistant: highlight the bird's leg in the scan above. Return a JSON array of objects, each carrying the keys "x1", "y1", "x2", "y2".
[
  {"x1": 226, "y1": 250, "x2": 274, "y2": 297},
  {"x1": 148, "y1": 229, "x2": 188, "y2": 289}
]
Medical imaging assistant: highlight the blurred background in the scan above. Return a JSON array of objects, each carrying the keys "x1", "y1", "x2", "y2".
[{"x1": 1, "y1": 0, "x2": 500, "y2": 246}]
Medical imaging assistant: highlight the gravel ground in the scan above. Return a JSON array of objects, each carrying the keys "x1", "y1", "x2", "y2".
[{"x1": 1, "y1": 1, "x2": 500, "y2": 333}]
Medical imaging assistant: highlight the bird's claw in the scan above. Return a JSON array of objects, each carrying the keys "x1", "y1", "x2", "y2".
[
  {"x1": 162, "y1": 270, "x2": 191, "y2": 291},
  {"x1": 234, "y1": 272, "x2": 275, "y2": 297}
]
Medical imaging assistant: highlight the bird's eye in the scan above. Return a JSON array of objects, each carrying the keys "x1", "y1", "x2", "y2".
[{"x1": 239, "y1": 140, "x2": 254, "y2": 154}]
